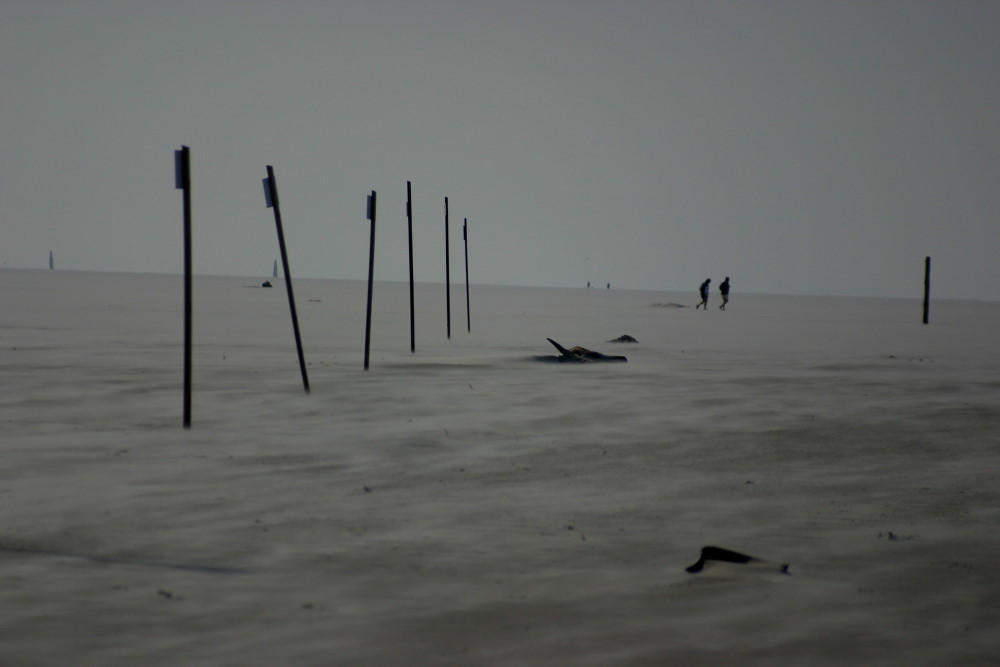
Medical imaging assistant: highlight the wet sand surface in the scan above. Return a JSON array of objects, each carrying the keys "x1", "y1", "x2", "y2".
[{"x1": 3, "y1": 270, "x2": 999, "y2": 666}]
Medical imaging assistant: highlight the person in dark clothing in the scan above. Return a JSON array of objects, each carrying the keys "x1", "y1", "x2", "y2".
[
  {"x1": 696, "y1": 279, "x2": 711, "y2": 309},
  {"x1": 719, "y1": 276, "x2": 731, "y2": 310}
]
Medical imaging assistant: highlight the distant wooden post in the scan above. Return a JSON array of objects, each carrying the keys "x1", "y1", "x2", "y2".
[
  {"x1": 263, "y1": 166, "x2": 310, "y2": 393},
  {"x1": 463, "y1": 218, "x2": 470, "y2": 333},
  {"x1": 923, "y1": 256, "x2": 931, "y2": 325},
  {"x1": 364, "y1": 191, "x2": 377, "y2": 370},
  {"x1": 444, "y1": 197, "x2": 451, "y2": 339},
  {"x1": 175, "y1": 146, "x2": 192, "y2": 428},
  {"x1": 407, "y1": 181, "x2": 415, "y2": 353},
  {"x1": 49, "y1": 251, "x2": 54, "y2": 270}
]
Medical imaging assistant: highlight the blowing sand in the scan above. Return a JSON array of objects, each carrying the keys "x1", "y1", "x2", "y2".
[{"x1": 2, "y1": 269, "x2": 999, "y2": 666}]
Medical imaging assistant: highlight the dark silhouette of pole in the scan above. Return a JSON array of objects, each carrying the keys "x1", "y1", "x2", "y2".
[
  {"x1": 463, "y1": 218, "x2": 470, "y2": 333},
  {"x1": 176, "y1": 146, "x2": 192, "y2": 428},
  {"x1": 407, "y1": 181, "x2": 415, "y2": 353},
  {"x1": 263, "y1": 166, "x2": 310, "y2": 393},
  {"x1": 444, "y1": 197, "x2": 451, "y2": 339},
  {"x1": 923, "y1": 256, "x2": 931, "y2": 325},
  {"x1": 364, "y1": 191, "x2": 377, "y2": 370}
]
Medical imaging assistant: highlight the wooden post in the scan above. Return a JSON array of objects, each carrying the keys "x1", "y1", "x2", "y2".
[
  {"x1": 407, "y1": 181, "x2": 415, "y2": 353},
  {"x1": 263, "y1": 166, "x2": 310, "y2": 393},
  {"x1": 923, "y1": 256, "x2": 931, "y2": 325},
  {"x1": 363, "y1": 191, "x2": 377, "y2": 370},
  {"x1": 463, "y1": 218, "x2": 470, "y2": 333},
  {"x1": 176, "y1": 146, "x2": 193, "y2": 428},
  {"x1": 445, "y1": 197, "x2": 451, "y2": 339}
]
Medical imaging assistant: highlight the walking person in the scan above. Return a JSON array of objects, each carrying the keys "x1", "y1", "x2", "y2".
[
  {"x1": 696, "y1": 278, "x2": 711, "y2": 309},
  {"x1": 719, "y1": 276, "x2": 731, "y2": 310}
]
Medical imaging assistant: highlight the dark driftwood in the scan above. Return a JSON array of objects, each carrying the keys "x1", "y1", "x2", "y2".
[
  {"x1": 686, "y1": 546, "x2": 790, "y2": 574},
  {"x1": 535, "y1": 338, "x2": 628, "y2": 363}
]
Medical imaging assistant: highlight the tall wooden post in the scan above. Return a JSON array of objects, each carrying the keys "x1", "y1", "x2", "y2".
[
  {"x1": 923, "y1": 256, "x2": 931, "y2": 325},
  {"x1": 364, "y1": 191, "x2": 377, "y2": 370},
  {"x1": 407, "y1": 181, "x2": 415, "y2": 353},
  {"x1": 263, "y1": 166, "x2": 310, "y2": 393},
  {"x1": 463, "y1": 218, "x2": 470, "y2": 333},
  {"x1": 175, "y1": 146, "x2": 192, "y2": 428},
  {"x1": 444, "y1": 197, "x2": 451, "y2": 339}
]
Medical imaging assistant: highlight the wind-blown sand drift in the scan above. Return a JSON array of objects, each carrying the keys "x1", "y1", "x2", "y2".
[{"x1": 2, "y1": 269, "x2": 999, "y2": 666}]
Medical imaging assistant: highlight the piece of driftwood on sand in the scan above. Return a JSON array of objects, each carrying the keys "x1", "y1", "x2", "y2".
[{"x1": 535, "y1": 338, "x2": 628, "y2": 363}]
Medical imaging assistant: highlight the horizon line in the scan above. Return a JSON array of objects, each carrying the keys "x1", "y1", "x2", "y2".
[{"x1": 2, "y1": 265, "x2": 988, "y2": 304}]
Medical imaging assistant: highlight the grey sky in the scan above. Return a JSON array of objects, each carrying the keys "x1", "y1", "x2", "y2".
[{"x1": 3, "y1": 0, "x2": 998, "y2": 299}]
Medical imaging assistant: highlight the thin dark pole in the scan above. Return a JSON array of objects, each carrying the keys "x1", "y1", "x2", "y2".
[
  {"x1": 364, "y1": 191, "x2": 377, "y2": 370},
  {"x1": 407, "y1": 181, "x2": 415, "y2": 353},
  {"x1": 264, "y1": 165, "x2": 310, "y2": 393},
  {"x1": 445, "y1": 197, "x2": 451, "y2": 339},
  {"x1": 923, "y1": 256, "x2": 931, "y2": 325},
  {"x1": 463, "y1": 218, "x2": 470, "y2": 333},
  {"x1": 177, "y1": 146, "x2": 192, "y2": 428}
]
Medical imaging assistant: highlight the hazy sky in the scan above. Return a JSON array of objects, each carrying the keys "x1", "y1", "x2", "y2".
[{"x1": 3, "y1": 1, "x2": 998, "y2": 299}]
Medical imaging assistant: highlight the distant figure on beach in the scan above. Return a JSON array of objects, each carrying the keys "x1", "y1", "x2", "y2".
[
  {"x1": 719, "y1": 277, "x2": 731, "y2": 310},
  {"x1": 696, "y1": 279, "x2": 711, "y2": 309}
]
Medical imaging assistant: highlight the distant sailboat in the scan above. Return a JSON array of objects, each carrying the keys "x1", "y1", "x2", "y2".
[
  {"x1": 273, "y1": 260, "x2": 278, "y2": 278},
  {"x1": 49, "y1": 251, "x2": 54, "y2": 270}
]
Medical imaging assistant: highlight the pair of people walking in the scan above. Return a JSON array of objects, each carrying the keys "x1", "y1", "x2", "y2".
[{"x1": 695, "y1": 276, "x2": 730, "y2": 310}]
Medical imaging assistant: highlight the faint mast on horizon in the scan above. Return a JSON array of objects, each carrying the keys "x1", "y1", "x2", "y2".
[{"x1": 49, "y1": 251, "x2": 54, "y2": 270}]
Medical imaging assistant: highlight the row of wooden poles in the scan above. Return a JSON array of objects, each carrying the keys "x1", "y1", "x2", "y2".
[
  {"x1": 176, "y1": 146, "x2": 472, "y2": 428},
  {"x1": 176, "y1": 146, "x2": 935, "y2": 429}
]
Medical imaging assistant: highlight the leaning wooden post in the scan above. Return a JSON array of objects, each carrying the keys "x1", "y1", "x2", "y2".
[
  {"x1": 444, "y1": 197, "x2": 451, "y2": 339},
  {"x1": 463, "y1": 218, "x2": 470, "y2": 333},
  {"x1": 263, "y1": 166, "x2": 310, "y2": 393},
  {"x1": 923, "y1": 256, "x2": 931, "y2": 325},
  {"x1": 407, "y1": 181, "x2": 415, "y2": 353},
  {"x1": 175, "y1": 146, "x2": 193, "y2": 428},
  {"x1": 364, "y1": 191, "x2": 377, "y2": 370}
]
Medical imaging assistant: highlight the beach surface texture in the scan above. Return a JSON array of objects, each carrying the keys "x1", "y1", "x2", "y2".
[{"x1": 2, "y1": 269, "x2": 999, "y2": 666}]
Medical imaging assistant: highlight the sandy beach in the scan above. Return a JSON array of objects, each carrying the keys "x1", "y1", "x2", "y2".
[{"x1": 2, "y1": 268, "x2": 999, "y2": 666}]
